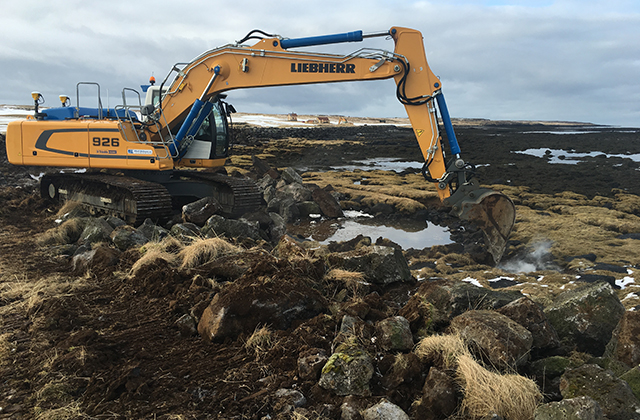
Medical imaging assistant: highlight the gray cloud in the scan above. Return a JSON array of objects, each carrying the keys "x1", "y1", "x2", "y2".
[{"x1": 0, "y1": 0, "x2": 638, "y2": 126}]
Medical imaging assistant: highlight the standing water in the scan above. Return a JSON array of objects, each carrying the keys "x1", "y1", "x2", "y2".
[{"x1": 288, "y1": 211, "x2": 452, "y2": 249}]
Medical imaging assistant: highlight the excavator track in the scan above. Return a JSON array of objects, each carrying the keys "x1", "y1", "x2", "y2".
[
  {"x1": 170, "y1": 170, "x2": 263, "y2": 217},
  {"x1": 40, "y1": 171, "x2": 264, "y2": 226},
  {"x1": 41, "y1": 173, "x2": 173, "y2": 226}
]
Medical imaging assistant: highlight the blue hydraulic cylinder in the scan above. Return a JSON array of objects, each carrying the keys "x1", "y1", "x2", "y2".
[
  {"x1": 170, "y1": 98, "x2": 205, "y2": 156},
  {"x1": 435, "y1": 92, "x2": 461, "y2": 156},
  {"x1": 187, "y1": 100, "x2": 214, "y2": 138},
  {"x1": 280, "y1": 30, "x2": 363, "y2": 49}
]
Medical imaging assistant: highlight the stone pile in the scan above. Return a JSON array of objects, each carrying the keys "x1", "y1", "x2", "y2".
[{"x1": 36, "y1": 205, "x2": 640, "y2": 419}]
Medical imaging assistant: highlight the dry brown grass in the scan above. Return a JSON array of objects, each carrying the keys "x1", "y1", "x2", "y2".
[
  {"x1": 324, "y1": 268, "x2": 366, "y2": 296},
  {"x1": 36, "y1": 218, "x2": 86, "y2": 246},
  {"x1": 303, "y1": 170, "x2": 441, "y2": 214},
  {"x1": 140, "y1": 235, "x2": 185, "y2": 254},
  {"x1": 130, "y1": 249, "x2": 178, "y2": 276},
  {"x1": 178, "y1": 237, "x2": 241, "y2": 270},
  {"x1": 244, "y1": 325, "x2": 275, "y2": 358},
  {"x1": 0, "y1": 333, "x2": 12, "y2": 365},
  {"x1": 34, "y1": 402, "x2": 89, "y2": 420},
  {"x1": 415, "y1": 334, "x2": 542, "y2": 419},
  {"x1": 415, "y1": 334, "x2": 471, "y2": 369},
  {"x1": 456, "y1": 354, "x2": 542, "y2": 420}
]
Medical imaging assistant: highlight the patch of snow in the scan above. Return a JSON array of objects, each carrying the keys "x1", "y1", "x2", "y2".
[
  {"x1": 616, "y1": 276, "x2": 636, "y2": 290},
  {"x1": 487, "y1": 276, "x2": 515, "y2": 282},
  {"x1": 342, "y1": 210, "x2": 374, "y2": 218},
  {"x1": 461, "y1": 277, "x2": 483, "y2": 288},
  {"x1": 623, "y1": 292, "x2": 637, "y2": 301}
]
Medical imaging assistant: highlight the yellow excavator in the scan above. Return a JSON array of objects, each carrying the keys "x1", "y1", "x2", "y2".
[{"x1": 5, "y1": 26, "x2": 515, "y2": 262}]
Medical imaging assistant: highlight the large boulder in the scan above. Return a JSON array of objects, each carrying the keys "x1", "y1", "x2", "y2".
[
  {"x1": 362, "y1": 399, "x2": 409, "y2": 420},
  {"x1": 170, "y1": 222, "x2": 201, "y2": 241},
  {"x1": 451, "y1": 309, "x2": 533, "y2": 369},
  {"x1": 136, "y1": 218, "x2": 170, "y2": 241},
  {"x1": 319, "y1": 343, "x2": 374, "y2": 397},
  {"x1": 399, "y1": 279, "x2": 523, "y2": 334},
  {"x1": 252, "y1": 155, "x2": 280, "y2": 179},
  {"x1": 560, "y1": 364, "x2": 640, "y2": 420},
  {"x1": 201, "y1": 215, "x2": 261, "y2": 241},
  {"x1": 375, "y1": 316, "x2": 414, "y2": 351},
  {"x1": 72, "y1": 245, "x2": 121, "y2": 275},
  {"x1": 410, "y1": 367, "x2": 458, "y2": 420},
  {"x1": 281, "y1": 167, "x2": 304, "y2": 185},
  {"x1": 282, "y1": 183, "x2": 313, "y2": 203},
  {"x1": 544, "y1": 281, "x2": 625, "y2": 356},
  {"x1": 497, "y1": 296, "x2": 560, "y2": 353},
  {"x1": 197, "y1": 260, "x2": 327, "y2": 341},
  {"x1": 312, "y1": 187, "x2": 343, "y2": 218},
  {"x1": 79, "y1": 217, "x2": 114, "y2": 245},
  {"x1": 534, "y1": 396, "x2": 604, "y2": 420},
  {"x1": 110, "y1": 225, "x2": 149, "y2": 251},
  {"x1": 181, "y1": 196, "x2": 222, "y2": 226},
  {"x1": 326, "y1": 245, "x2": 412, "y2": 285},
  {"x1": 604, "y1": 311, "x2": 640, "y2": 368}
]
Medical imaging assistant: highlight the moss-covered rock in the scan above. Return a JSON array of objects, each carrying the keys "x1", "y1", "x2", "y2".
[
  {"x1": 560, "y1": 364, "x2": 640, "y2": 419},
  {"x1": 544, "y1": 281, "x2": 625, "y2": 356}
]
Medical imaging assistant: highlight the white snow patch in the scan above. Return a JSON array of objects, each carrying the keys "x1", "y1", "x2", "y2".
[
  {"x1": 342, "y1": 210, "x2": 374, "y2": 218},
  {"x1": 461, "y1": 277, "x2": 483, "y2": 288},
  {"x1": 616, "y1": 276, "x2": 636, "y2": 290}
]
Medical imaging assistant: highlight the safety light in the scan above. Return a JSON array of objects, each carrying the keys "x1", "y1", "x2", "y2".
[
  {"x1": 31, "y1": 91, "x2": 44, "y2": 103},
  {"x1": 59, "y1": 95, "x2": 70, "y2": 107}
]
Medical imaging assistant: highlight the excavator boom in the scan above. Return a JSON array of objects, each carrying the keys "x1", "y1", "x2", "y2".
[{"x1": 153, "y1": 26, "x2": 515, "y2": 262}]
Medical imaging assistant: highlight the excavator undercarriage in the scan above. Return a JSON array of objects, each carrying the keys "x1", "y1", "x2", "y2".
[{"x1": 41, "y1": 170, "x2": 262, "y2": 225}]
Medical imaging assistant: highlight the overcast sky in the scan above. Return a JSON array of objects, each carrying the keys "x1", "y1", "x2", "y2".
[{"x1": 1, "y1": 0, "x2": 638, "y2": 126}]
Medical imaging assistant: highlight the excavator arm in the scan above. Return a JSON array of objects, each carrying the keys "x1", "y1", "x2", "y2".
[{"x1": 151, "y1": 26, "x2": 515, "y2": 262}]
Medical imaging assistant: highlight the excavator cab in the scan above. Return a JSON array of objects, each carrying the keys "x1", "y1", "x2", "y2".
[{"x1": 174, "y1": 99, "x2": 231, "y2": 161}]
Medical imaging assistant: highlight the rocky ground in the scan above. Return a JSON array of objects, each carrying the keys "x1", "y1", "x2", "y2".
[{"x1": 1, "y1": 117, "x2": 640, "y2": 419}]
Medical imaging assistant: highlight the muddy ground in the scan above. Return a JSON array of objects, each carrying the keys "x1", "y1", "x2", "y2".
[{"x1": 1, "y1": 118, "x2": 640, "y2": 419}]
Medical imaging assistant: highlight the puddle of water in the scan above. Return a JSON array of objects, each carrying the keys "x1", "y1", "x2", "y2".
[
  {"x1": 522, "y1": 130, "x2": 603, "y2": 135},
  {"x1": 288, "y1": 213, "x2": 452, "y2": 249},
  {"x1": 513, "y1": 148, "x2": 640, "y2": 164},
  {"x1": 331, "y1": 157, "x2": 423, "y2": 173}
]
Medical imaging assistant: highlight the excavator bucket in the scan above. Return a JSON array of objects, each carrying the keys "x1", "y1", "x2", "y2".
[{"x1": 446, "y1": 180, "x2": 516, "y2": 264}]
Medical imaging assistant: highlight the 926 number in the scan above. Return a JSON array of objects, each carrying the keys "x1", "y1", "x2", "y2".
[{"x1": 92, "y1": 137, "x2": 120, "y2": 147}]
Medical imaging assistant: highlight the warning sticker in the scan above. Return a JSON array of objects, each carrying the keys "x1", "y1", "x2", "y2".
[
  {"x1": 416, "y1": 129, "x2": 424, "y2": 137},
  {"x1": 127, "y1": 149, "x2": 153, "y2": 155}
]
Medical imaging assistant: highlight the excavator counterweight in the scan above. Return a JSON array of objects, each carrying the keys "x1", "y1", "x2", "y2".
[{"x1": 5, "y1": 26, "x2": 515, "y2": 263}]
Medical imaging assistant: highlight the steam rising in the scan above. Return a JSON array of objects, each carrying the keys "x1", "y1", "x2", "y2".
[{"x1": 499, "y1": 241, "x2": 556, "y2": 274}]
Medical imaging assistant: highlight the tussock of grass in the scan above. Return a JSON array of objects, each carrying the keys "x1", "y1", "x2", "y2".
[
  {"x1": 415, "y1": 334, "x2": 542, "y2": 419},
  {"x1": 456, "y1": 354, "x2": 542, "y2": 420},
  {"x1": 130, "y1": 249, "x2": 177, "y2": 276},
  {"x1": 178, "y1": 237, "x2": 240, "y2": 270},
  {"x1": 415, "y1": 334, "x2": 471, "y2": 369},
  {"x1": 244, "y1": 325, "x2": 275, "y2": 357},
  {"x1": 140, "y1": 235, "x2": 185, "y2": 254},
  {"x1": 35, "y1": 379, "x2": 74, "y2": 405},
  {"x1": 37, "y1": 218, "x2": 86, "y2": 246},
  {"x1": 324, "y1": 268, "x2": 366, "y2": 295}
]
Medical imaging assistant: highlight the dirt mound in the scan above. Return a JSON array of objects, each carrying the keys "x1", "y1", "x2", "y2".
[{"x1": 1, "y1": 122, "x2": 639, "y2": 418}]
